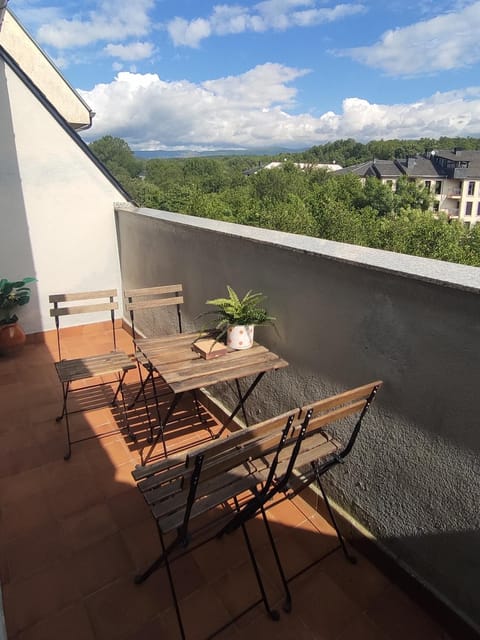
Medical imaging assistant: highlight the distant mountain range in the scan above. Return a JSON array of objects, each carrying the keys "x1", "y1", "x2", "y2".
[{"x1": 134, "y1": 147, "x2": 305, "y2": 159}]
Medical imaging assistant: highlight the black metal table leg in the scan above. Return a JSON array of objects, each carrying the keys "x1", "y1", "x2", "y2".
[
  {"x1": 143, "y1": 392, "x2": 184, "y2": 463},
  {"x1": 215, "y1": 372, "x2": 265, "y2": 438}
]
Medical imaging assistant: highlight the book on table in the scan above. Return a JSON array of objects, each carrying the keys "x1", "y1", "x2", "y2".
[{"x1": 192, "y1": 338, "x2": 228, "y2": 360}]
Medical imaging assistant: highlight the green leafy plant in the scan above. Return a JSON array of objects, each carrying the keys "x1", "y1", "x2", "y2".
[
  {"x1": 205, "y1": 286, "x2": 275, "y2": 337},
  {"x1": 0, "y1": 277, "x2": 36, "y2": 325}
]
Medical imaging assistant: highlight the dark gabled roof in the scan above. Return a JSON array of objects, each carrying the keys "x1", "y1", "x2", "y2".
[
  {"x1": 432, "y1": 149, "x2": 480, "y2": 162},
  {"x1": 0, "y1": 45, "x2": 134, "y2": 203},
  {"x1": 335, "y1": 160, "x2": 376, "y2": 177},
  {"x1": 338, "y1": 156, "x2": 449, "y2": 180},
  {"x1": 370, "y1": 159, "x2": 403, "y2": 178},
  {"x1": 395, "y1": 156, "x2": 444, "y2": 178},
  {"x1": 336, "y1": 159, "x2": 402, "y2": 179},
  {"x1": 431, "y1": 149, "x2": 480, "y2": 178}
]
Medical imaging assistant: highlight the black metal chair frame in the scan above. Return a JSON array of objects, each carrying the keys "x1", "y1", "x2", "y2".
[
  {"x1": 133, "y1": 409, "x2": 314, "y2": 639},
  {"x1": 218, "y1": 381, "x2": 383, "y2": 603},
  {"x1": 124, "y1": 285, "x2": 207, "y2": 455},
  {"x1": 50, "y1": 289, "x2": 136, "y2": 460}
]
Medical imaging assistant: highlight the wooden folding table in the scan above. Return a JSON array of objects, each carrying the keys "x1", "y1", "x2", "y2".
[{"x1": 136, "y1": 331, "x2": 288, "y2": 461}]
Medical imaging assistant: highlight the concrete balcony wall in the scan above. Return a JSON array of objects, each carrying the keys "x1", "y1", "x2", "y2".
[{"x1": 116, "y1": 205, "x2": 480, "y2": 632}]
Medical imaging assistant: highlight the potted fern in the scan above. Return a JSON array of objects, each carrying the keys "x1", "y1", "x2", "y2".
[
  {"x1": 205, "y1": 286, "x2": 275, "y2": 350},
  {"x1": 0, "y1": 277, "x2": 36, "y2": 355}
]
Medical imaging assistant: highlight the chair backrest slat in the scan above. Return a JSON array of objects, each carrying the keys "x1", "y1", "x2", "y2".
[
  {"x1": 124, "y1": 284, "x2": 184, "y2": 338},
  {"x1": 300, "y1": 380, "x2": 382, "y2": 462},
  {"x1": 299, "y1": 380, "x2": 382, "y2": 419},
  {"x1": 49, "y1": 289, "x2": 117, "y2": 303},
  {"x1": 186, "y1": 409, "x2": 299, "y2": 465},
  {"x1": 49, "y1": 289, "x2": 119, "y2": 360},
  {"x1": 50, "y1": 301, "x2": 118, "y2": 317},
  {"x1": 124, "y1": 285, "x2": 183, "y2": 298},
  {"x1": 304, "y1": 399, "x2": 367, "y2": 435},
  {"x1": 125, "y1": 296, "x2": 184, "y2": 312},
  {"x1": 199, "y1": 429, "x2": 291, "y2": 482}
]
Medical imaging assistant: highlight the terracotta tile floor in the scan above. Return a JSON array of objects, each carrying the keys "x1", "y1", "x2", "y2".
[{"x1": 0, "y1": 325, "x2": 458, "y2": 639}]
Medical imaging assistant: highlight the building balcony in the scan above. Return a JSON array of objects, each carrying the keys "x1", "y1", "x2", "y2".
[
  {"x1": 0, "y1": 206, "x2": 478, "y2": 639},
  {"x1": 446, "y1": 189, "x2": 462, "y2": 197}
]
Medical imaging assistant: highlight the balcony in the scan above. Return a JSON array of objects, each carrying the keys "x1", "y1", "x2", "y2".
[
  {"x1": 0, "y1": 206, "x2": 478, "y2": 639},
  {"x1": 446, "y1": 189, "x2": 462, "y2": 198},
  {"x1": 0, "y1": 323, "x2": 469, "y2": 640},
  {"x1": 2, "y1": 6, "x2": 480, "y2": 635}
]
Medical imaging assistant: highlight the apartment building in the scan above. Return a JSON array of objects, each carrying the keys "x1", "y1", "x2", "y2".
[
  {"x1": 429, "y1": 149, "x2": 480, "y2": 225},
  {"x1": 338, "y1": 149, "x2": 480, "y2": 226}
]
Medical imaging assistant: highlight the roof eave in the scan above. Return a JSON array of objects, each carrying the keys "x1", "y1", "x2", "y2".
[{"x1": 0, "y1": 45, "x2": 133, "y2": 203}]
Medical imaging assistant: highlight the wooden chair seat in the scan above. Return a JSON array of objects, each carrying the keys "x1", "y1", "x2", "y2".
[
  {"x1": 156, "y1": 472, "x2": 264, "y2": 534},
  {"x1": 55, "y1": 352, "x2": 135, "y2": 383},
  {"x1": 49, "y1": 289, "x2": 136, "y2": 460}
]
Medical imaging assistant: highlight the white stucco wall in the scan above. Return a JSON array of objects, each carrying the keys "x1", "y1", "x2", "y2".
[
  {"x1": 0, "y1": 56, "x2": 128, "y2": 334},
  {"x1": 0, "y1": 10, "x2": 91, "y2": 128}
]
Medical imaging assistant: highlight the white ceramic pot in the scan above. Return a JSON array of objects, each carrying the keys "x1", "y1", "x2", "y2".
[{"x1": 227, "y1": 324, "x2": 254, "y2": 350}]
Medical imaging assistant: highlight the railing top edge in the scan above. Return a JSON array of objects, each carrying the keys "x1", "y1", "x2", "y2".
[{"x1": 115, "y1": 205, "x2": 480, "y2": 295}]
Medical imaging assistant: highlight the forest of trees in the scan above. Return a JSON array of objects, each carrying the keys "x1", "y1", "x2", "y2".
[
  {"x1": 89, "y1": 135, "x2": 480, "y2": 267},
  {"x1": 296, "y1": 136, "x2": 480, "y2": 167}
]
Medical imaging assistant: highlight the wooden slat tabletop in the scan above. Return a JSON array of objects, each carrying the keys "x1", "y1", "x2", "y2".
[{"x1": 137, "y1": 331, "x2": 288, "y2": 394}]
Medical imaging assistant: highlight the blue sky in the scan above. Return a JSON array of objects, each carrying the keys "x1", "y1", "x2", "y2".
[{"x1": 10, "y1": 0, "x2": 480, "y2": 151}]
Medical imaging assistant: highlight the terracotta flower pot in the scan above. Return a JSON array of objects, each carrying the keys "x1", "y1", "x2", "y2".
[
  {"x1": 227, "y1": 324, "x2": 254, "y2": 350},
  {"x1": 0, "y1": 322, "x2": 26, "y2": 355}
]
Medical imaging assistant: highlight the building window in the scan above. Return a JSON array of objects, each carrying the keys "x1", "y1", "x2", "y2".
[
  {"x1": 477, "y1": 202, "x2": 480, "y2": 216},
  {"x1": 425, "y1": 180, "x2": 431, "y2": 191},
  {"x1": 435, "y1": 181, "x2": 442, "y2": 194},
  {"x1": 433, "y1": 202, "x2": 439, "y2": 212},
  {"x1": 468, "y1": 181, "x2": 475, "y2": 195},
  {"x1": 386, "y1": 180, "x2": 393, "y2": 189},
  {"x1": 465, "y1": 202, "x2": 473, "y2": 216}
]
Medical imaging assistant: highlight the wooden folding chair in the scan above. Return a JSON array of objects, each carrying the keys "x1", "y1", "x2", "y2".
[
  {"x1": 124, "y1": 285, "x2": 208, "y2": 453},
  {"x1": 132, "y1": 408, "x2": 313, "y2": 638},
  {"x1": 49, "y1": 289, "x2": 136, "y2": 460},
  {"x1": 220, "y1": 381, "x2": 383, "y2": 569}
]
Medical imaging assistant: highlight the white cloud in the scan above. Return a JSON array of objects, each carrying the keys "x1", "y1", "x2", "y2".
[
  {"x1": 338, "y1": 1, "x2": 480, "y2": 75},
  {"x1": 167, "y1": 1, "x2": 366, "y2": 47},
  {"x1": 202, "y1": 63, "x2": 309, "y2": 107},
  {"x1": 11, "y1": 4, "x2": 64, "y2": 27},
  {"x1": 36, "y1": 0, "x2": 154, "y2": 49},
  {"x1": 104, "y1": 42, "x2": 155, "y2": 61},
  {"x1": 167, "y1": 17, "x2": 212, "y2": 49},
  {"x1": 78, "y1": 66, "x2": 480, "y2": 150}
]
